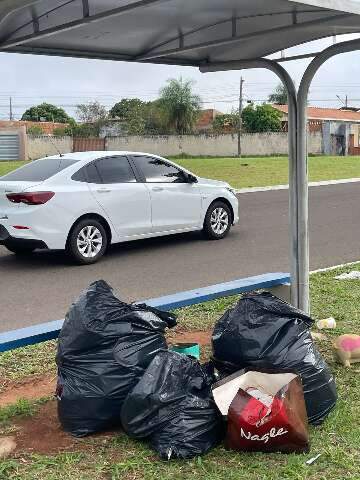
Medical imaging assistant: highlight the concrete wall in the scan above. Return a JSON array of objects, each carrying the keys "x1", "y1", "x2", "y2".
[
  {"x1": 351, "y1": 124, "x2": 360, "y2": 147},
  {"x1": 308, "y1": 131, "x2": 323, "y2": 155},
  {"x1": 25, "y1": 132, "x2": 323, "y2": 160},
  {"x1": 107, "y1": 132, "x2": 323, "y2": 157},
  {"x1": 27, "y1": 136, "x2": 72, "y2": 160}
]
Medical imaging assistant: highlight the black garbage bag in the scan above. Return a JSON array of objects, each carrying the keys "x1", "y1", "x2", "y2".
[
  {"x1": 212, "y1": 292, "x2": 337, "y2": 425},
  {"x1": 121, "y1": 351, "x2": 224, "y2": 460},
  {"x1": 56, "y1": 280, "x2": 176, "y2": 437}
]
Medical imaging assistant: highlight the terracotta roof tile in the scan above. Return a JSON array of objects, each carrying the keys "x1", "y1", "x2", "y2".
[{"x1": 273, "y1": 104, "x2": 360, "y2": 122}]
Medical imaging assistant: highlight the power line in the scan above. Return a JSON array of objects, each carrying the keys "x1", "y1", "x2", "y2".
[{"x1": 2, "y1": 82, "x2": 360, "y2": 97}]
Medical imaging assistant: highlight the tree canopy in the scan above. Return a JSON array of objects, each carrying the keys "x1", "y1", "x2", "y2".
[
  {"x1": 109, "y1": 98, "x2": 148, "y2": 135},
  {"x1": 212, "y1": 112, "x2": 239, "y2": 133},
  {"x1": 109, "y1": 98, "x2": 146, "y2": 120},
  {"x1": 242, "y1": 104, "x2": 283, "y2": 133},
  {"x1": 21, "y1": 103, "x2": 72, "y2": 123},
  {"x1": 76, "y1": 101, "x2": 108, "y2": 123},
  {"x1": 268, "y1": 84, "x2": 288, "y2": 105},
  {"x1": 159, "y1": 78, "x2": 202, "y2": 134}
]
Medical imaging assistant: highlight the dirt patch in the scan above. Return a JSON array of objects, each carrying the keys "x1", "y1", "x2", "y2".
[
  {"x1": 2, "y1": 330, "x2": 213, "y2": 456},
  {"x1": 14, "y1": 400, "x2": 86, "y2": 455},
  {"x1": 14, "y1": 401, "x2": 120, "y2": 456},
  {"x1": 0, "y1": 374, "x2": 56, "y2": 408},
  {"x1": 0, "y1": 331, "x2": 212, "y2": 409},
  {"x1": 168, "y1": 330, "x2": 212, "y2": 347}
]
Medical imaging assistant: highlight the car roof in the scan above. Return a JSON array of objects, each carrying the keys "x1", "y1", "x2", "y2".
[
  {"x1": 40, "y1": 151, "x2": 197, "y2": 182},
  {"x1": 45, "y1": 151, "x2": 163, "y2": 161}
]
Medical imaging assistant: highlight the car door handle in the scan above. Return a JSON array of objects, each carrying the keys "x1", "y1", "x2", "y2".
[
  {"x1": 152, "y1": 187, "x2": 164, "y2": 192},
  {"x1": 97, "y1": 188, "x2": 111, "y2": 193}
]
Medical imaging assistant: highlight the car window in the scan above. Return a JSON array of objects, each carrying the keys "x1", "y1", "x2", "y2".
[
  {"x1": 1, "y1": 158, "x2": 79, "y2": 182},
  {"x1": 71, "y1": 167, "x2": 87, "y2": 183},
  {"x1": 131, "y1": 156, "x2": 186, "y2": 183},
  {"x1": 71, "y1": 163, "x2": 101, "y2": 183},
  {"x1": 86, "y1": 163, "x2": 102, "y2": 184},
  {"x1": 96, "y1": 156, "x2": 136, "y2": 184}
]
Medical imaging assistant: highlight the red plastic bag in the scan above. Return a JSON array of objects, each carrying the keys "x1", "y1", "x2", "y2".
[{"x1": 213, "y1": 371, "x2": 309, "y2": 453}]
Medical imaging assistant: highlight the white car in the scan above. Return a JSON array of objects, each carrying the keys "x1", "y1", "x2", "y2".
[{"x1": 0, "y1": 152, "x2": 239, "y2": 264}]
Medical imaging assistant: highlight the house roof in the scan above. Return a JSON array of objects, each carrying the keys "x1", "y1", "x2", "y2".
[
  {"x1": 273, "y1": 104, "x2": 360, "y2": 123},
  {"x1": 0, "y1": 1, "x2": 360, "y2": 65}
]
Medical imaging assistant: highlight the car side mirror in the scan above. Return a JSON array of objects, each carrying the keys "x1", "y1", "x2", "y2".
[{"x1": 184, "y1": 173, "x2": 198, "y2": 183}]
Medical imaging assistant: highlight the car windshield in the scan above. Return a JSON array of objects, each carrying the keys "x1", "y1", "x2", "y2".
[{"x1": 1, "y1": 158, "x2": 80, "y2": 182}]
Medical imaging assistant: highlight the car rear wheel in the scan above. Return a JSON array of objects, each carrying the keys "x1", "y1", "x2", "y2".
[
  {"x1": 203, "y1": 201, "x2": 232, "y2": 240},
  {"x1": 5, "y1": 245, "x2": 35, "y2": 255},
  {"x1": 67, "y1": 219, "x2": 108, "y2": 265}
]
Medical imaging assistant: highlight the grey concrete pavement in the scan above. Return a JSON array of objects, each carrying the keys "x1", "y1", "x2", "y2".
[{"x1": 0, "y1": 182, "x2": 359, "y2": 332}]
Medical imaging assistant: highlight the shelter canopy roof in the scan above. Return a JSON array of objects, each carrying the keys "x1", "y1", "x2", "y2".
[{"x1": 0, "y1": 0, "x2": 360, "y2": 65}]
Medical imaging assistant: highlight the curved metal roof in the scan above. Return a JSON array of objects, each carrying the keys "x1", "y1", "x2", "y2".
[{"x1": 0, "y1": 0, "x2": 360, "y2": 65}]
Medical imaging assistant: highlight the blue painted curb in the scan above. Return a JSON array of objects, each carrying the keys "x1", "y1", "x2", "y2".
[{"x1": 0, "y1": 272, "x2": 290, "y2": 353}]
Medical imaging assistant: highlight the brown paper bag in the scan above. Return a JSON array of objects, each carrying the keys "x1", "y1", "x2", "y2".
[{"x1": 213, "y1": 371, "x2": 309, "y2": 453}]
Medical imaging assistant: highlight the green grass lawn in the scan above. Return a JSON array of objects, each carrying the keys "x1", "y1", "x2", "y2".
[
  {"x1": 2, "y1": 156, "x2": 360, "y2": 189},
  {"x1": 0, "y1": 161, "x2": 27, "y2": 178},
  {"x1": 175, "y1": 156, "x2": 360, "y2": 189},
  {"x1": 1, "y1": 264, "x2": 359, "y2": 480}
]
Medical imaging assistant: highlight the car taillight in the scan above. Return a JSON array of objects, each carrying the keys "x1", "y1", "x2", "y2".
[{"x1": 6, "y1": 192, "x2": 55, "y2": 205}]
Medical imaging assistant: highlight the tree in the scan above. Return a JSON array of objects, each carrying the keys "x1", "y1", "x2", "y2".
[
  {"x1": 27, "y1": 125, "x2": 44, "y2": 135},
  {"x1": 212, "y1": 112, "x2": 239, "y2": 133},
  {"x1": 109, "y1": 98, "x2": 148, "y2": 135},
  {"x1": 268, "y1": 83, "x2": 288, "y2": 105},
  {"x1": 21, "y1": 103, "x2": 72, "y2": 123},
  {"x1": 159, "y1": 78, "x2": 202, "y2": 134},
  {"x1": 242, "y1": 104, "x2": 282, "y2": 133},
  {"x1": 53, "y1": 126, "x2": 69, "y2": 136},
  {"x1": 144, "y1": 100, "x2": 168, "y2": 134},
  {"x1": 109, "y1": 98, "x2": 146, "y2": 120},
  {"x1": 76, "y1": 101, "x2": 108, "y2": 123},
  {"x1": 109, "y1": 98, "x2": 167, "y2": 135},
  {"x1": 75, "y1": 101, "x2": 108, "y2": 137},
  {"x1": 70, "y1": 123, "x2": 101, "y2": 137}
]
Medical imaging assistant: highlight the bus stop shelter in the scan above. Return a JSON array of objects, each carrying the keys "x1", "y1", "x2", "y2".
[{"x1": 1, "y1": 0, "x2": 360, "y2": 313}]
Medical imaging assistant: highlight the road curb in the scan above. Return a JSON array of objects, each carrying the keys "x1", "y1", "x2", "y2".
[
  {"x1": 310, "y1": 261, "x2": 360, "y2": 274},
  {"x1": 236, "y1": 177, "x2": 360, "y2": 194}
]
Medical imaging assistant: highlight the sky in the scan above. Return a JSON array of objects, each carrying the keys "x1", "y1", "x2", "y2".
[{"x1": 2, "y1": 33, "x2": 360, "y2": 121}]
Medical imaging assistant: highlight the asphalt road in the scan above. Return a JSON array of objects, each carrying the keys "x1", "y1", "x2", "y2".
[{"x1": 1, "y1": 182, "x2": 359, "y2": 332}]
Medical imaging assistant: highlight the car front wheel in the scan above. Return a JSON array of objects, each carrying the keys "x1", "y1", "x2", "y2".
[
  {"x1": 203, "y1": 201, "x2": 232, "y2": 240},
  {"x1": 67, "y1": 219, "x2": 108, "y2": 265}
]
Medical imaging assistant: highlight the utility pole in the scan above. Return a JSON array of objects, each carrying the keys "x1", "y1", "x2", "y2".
[
  {"x1": 9, "y1": 97, "x2": 13, "y2": 121},
  {"x1": 237, "y1": 76, "x2": 244, "y2": 157}
]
